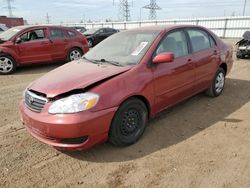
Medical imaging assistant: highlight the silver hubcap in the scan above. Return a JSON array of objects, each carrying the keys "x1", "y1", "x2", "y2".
[
  {"x1": 215, "y1": 72, "x2": 225, "y2": 94},
  {"x1": 70, "y1": 50, "x2": 81, "y2": 61},
  {"x1": 0, "y1": 57, "x2": 13, "y2": 73}
]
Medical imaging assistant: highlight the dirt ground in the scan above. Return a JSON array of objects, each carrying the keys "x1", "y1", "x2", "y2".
[{"x1": 0, "y1": 39, "x2": 250, "y2": 188}]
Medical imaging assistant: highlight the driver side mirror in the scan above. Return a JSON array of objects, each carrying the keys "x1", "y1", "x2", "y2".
[
  {"x1": 15, "y1": 37, "x2": 22, "y2": 44},
  {"x1": 153, "y1": 52, "x2": 175, "y2": 64}
]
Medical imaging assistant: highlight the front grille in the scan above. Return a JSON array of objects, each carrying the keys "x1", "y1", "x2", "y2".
[{"x1": 25, "y1": 90, "x2": 48, "y2": 112}]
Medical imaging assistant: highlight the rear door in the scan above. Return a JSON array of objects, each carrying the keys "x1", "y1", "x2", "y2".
[
  {"x1": 49, "y1": 28, "x2": 68, "y2": 61},
  {"x1": 17, "y1": 28, "x2": 52, "y2": 64},
  {"x1": 96, "y1": 28, "x2": 109, "y2": 43},
  {"x1": 186, "y1": 29, "x2": 219, "y2": 91},
  {"x1": 153, "y1": 30, "x2": 195, "y2": 112}
]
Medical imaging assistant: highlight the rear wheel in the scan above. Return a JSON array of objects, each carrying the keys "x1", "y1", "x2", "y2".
[
  {"x1": 206, "y1": 67, "x2": 225, "y2": 97},
  {"x1": 67, "y1": 48, "x2": 83, "y2": 62},
  {"x1": 0, "y1": 55, "x2": 16, "y2": 74},
  {"x1": 87, "y1": 39, "x2": 93, "y2": 48},
  {"x1": 109, "y1": 98, "x2": 148, "y2": 146}
]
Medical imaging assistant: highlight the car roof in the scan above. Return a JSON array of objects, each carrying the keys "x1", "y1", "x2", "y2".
[
  {"x1": 11, "y1": 25, "x2": 72, "y2": 30},
  {"x1": 129, "y1": 25, "x2": 206, "y2": 32}
]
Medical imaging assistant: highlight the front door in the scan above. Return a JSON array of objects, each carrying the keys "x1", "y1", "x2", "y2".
[
  {"x1": 153, "y1": 30, "x2": 195, "y2": 112},
  {"x1": 17, "y1": 28, "x2": 52, "y2": 64}
]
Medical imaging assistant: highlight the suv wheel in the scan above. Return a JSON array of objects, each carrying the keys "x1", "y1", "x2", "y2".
[
  {"x1": 67, "y1": 48, "x2": 83, "y2": 62},
  {"x1": 0, "y1": 55, "x2": 16, "y2": 74}
]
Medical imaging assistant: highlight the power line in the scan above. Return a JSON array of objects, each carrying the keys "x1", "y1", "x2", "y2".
[
  {"x1": 243, "y1": 0, "x2": 247, "y2": 16},
  {"x1": 3, "y1": 0, "x2": 15, "y2": 17},
  {"x1": 119, "y1": 0, "x2": 132, "y2": 21},
  {"x1": 46, "y1": 12, "x2": 50, "y2": 24},
  {"x1": 143, "y1": 0, "x2": 161, "y2": 20}
]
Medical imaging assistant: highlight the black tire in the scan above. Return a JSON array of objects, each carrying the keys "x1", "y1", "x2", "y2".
[
  {"x1": 109, "y1": 98, "x2": 148, "y2": 147},
  {"x1": 0, "y1": 55, "x2": 16, "y2": 75},
  {"x1": 236, "y1": 54, "x2": 243, "y2": 59},
  {"x1": 67, "y1": 48, "x2": 83, "y2": 62},
  {"x1": 206, "y1": 67, "x2": 225, "y2": 97},
  {"x1": 87, "y1": 39, "x2": 93, "y2": 48}
]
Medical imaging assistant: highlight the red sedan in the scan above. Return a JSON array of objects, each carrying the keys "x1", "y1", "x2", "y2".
[
  {"x1": 0, "y1": 25, "x2": 89, "y2": 74},
  {"x1": 20, "y1": 25, "x2": 233, "y2": 150}
]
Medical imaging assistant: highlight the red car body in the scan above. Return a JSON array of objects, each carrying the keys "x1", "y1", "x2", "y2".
[
  {"x1": 0, "y1": 25, "x2": 89, "y2": 73},
  {"x1": 19, "y1": 25, "x2": 233, "y2": 150}
]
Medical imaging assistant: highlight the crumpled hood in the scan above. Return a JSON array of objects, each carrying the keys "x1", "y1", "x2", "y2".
[
  {"x1": 0, "y1": 40, "x2": 12, "y2": 46},
  {"x1": 29, "y1": 60, "x2": 131, "y2": 98}
]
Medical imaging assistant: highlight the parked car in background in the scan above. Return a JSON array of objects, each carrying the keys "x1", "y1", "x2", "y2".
[
  {"x1": 0, "y1": 24, "x2": 8, "y2": 33},
  {"x1": 236, "y1": 31, "x2": 250, "y2": 59},
  {"x1": 72, "y1": 26, "x2": 87, "y2": 33},
  {"x1": 20, "y1": 25, "x2": 233, "y2": 150},
  {"x1": 83, "y1": 27, "x2": 119, "y2": 47},
  {"x1": 0, "y1": 25, "x2": 89, "y2": 74}
]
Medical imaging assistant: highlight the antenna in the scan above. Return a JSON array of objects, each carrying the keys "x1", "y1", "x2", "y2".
[
  {"x1": 143, "y1": 0, "x2": 161, "y2": 20},
  {"x1": 3, "y1": 0, "x2": 15, "y2": 17},
  {"x1": 46, "y1": 12, "x2": 50, "y2": 24}
]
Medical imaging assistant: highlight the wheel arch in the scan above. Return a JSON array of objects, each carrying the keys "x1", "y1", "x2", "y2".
[
  {"x1": 219, "y1": 63, "x2": 227, "y2": 75},
  {"x1": 119, "y1": 95, "x2": 151, "y2": 118},
  {"x1": 69, "y1": 46, "x2": 83, "y2": 54},
  {"x1": 0, "y1": 52, "x2": 18, "y2": 64}
]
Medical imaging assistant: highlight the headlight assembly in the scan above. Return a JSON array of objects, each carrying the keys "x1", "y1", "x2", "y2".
[{"x1": 48, "y1": 93, "x2": 99, "y2": 114}]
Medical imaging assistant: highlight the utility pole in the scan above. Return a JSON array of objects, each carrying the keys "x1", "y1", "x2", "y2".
[
  {"x1": 143, "y1": 0, "x2": 161, "y2": 20},
  {"x1": 4, "y1": 0, "x2": 14, "y2": 17},
  {"x1": 119, "y1": 0, "x2": 131, "y2": 21},
  {"x1": 46, "y1": 12, "x2": 50, "y2": 24},
  {"x1": 243, "y1": 0, "x2": 247, "y2": 16}
]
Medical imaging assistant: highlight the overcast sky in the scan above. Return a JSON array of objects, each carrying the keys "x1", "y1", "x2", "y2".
[{"x1": 1, "y1": 0, "x2": 250, "y2": 24}]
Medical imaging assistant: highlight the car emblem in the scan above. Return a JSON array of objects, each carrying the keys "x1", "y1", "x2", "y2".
[{"x1": 29, "y1": 96, "x2": 34, "y2": 104}]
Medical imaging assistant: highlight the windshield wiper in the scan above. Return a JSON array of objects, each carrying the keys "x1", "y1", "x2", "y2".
[
  {"x1": 99, "y1": 59, "x2": 123, "y2": 67},
  {"x1": 82, "y1": 56, "x2": 100, "y2": 64}
]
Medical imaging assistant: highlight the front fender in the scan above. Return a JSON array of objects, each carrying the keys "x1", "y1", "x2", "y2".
[{"x1": 0, "y1": 47, "x2": 18, "y2": 64}]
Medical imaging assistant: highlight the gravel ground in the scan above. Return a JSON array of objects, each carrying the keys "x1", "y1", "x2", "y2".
[{"x1": 0, "y1": 39, "x2": 250, "y2": 188}]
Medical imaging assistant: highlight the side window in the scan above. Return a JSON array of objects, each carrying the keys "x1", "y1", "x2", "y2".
[
  {"x1": 99, "y1": 29, "x2": 105, "y2": 33},
  {"x1": 50, "y1": 29, "x2": 64, "y2": 39},
  {"x1": 156, "y1": 30, "x2": 189, "y2": 58},
  {"x1": 0, "y1": 28, "x2": 3, "y2": 31},
  {"x1": 106, "y1": 28, "x2": 114, "y2": 33},
  {"x1": 67, "y1": 30, "x2": 76, "y2": 37},
  {"x1": 187, "y1": 29, "x2": 211, "y2": 52},
  {"x1": 209, "y1": 36, "x2": 216, "y2": 48},
  {"x1": 20, "y1": 29, "x2": 45, "y2": 42}
]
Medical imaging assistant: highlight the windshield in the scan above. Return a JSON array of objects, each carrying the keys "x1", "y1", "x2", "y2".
[
  {"x1": 84, "y1": 28, "x2": 99, "y2": 35},
  {"x1": 0, "y1": 27, "x2": 21, "y2": 41},
  {"x1": 84, "y1": 31, "x2": 159, "y2": 66}
]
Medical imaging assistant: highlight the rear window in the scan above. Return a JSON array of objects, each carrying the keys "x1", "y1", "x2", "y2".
[
  {"x1": 50, "y1": 29, "x2": 64, "y2": 39},
  {"x1": 187, "y1": 29, "x2": 211, "y2": 52}
]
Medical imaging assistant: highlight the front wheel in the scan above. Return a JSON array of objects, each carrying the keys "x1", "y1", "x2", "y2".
[
  {"x1": 0, "y1": 55, "x2": 16, "y2": 75},
  {"x1": 206, "y1": 67, "x2": 225, "y2": 97},
  {"x1": 67, "y1": 48, "x2": 83, "y2": 62},
  {"x1": 109, "y1": 98, "x2": 148, "y2": 147}
]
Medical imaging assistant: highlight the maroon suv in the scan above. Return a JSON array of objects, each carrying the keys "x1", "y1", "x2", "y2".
[{"x1": 0, "y1": 25, "x2": 89, "y2": 74}]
